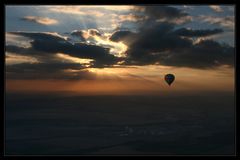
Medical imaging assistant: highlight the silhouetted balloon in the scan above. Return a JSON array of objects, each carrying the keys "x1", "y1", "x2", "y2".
[{"x1": 164, "y1": 74, "x2": 175, "y2": 86}]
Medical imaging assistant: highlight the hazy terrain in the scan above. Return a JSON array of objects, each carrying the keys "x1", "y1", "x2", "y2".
[{"x1": 5, "y1": 92, "x2": 235, "y2": 155}]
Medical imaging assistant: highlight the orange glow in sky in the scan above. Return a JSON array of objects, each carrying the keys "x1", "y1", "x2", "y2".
[{"x1": 6, "y1": 65, "x2": 234, "y2": 95}]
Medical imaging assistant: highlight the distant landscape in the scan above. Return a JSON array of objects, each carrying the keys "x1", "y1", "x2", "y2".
[{"x1": 5, "y1": 92, "x2": 235, "y2": 155}]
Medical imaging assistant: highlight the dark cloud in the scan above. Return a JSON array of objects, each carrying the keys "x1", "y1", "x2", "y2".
[
  {"x1": 7, "y1": 32, "x2": 119, "y2": 67},
  {"x1": 6, "y1": 45, "x2": 68, "y2": 66},
  {"x1": 112, "y1": 23, "x2": 234, "y2": 68},
  {"x1": 132, "y1": 6, "x2": 191, "y2": 27},
  {"x1": 173, "y1": 28, "x2": 224, "y2": 37},
  {"x1": 6, "y1": 62, "x2": 96, "y2": 80},
  {"x1": 130, "y1": 23, "x2": 192, "y2": 51},
  {"x1": 112, "y1": 6, "x2": 232, "y2": 69},
  {"x1": 70, "y1": 30, "x2": 86, "y2": 41},
  {"x1": 10, "y1": 32, "x2": 67, "y2": 42},
  {"x1": 88, "y1": 29, "x2": 101, "y2": 36},
  {"x1": 6, "y1": 62, "x2": 83, "y2": 73},
  {"x1": 6, "y1": 45, "x2": 47, "y2": 57},
  {"x1": 156, "y1": 40, "x2": 234, "y2": 68},
  {"x1": 109, "y1": 30, "x2": 137, "y2": 42},
  {"x1": 112, "y1": 23, "x2": 192, "y2": 52},
  {"x1": 6, "y1": 31, "x2": 121, "y2": 80},
  {"x1": 71, "y1": 29, "x2": 101, "y2": 36},
  {"x1": 140, "y1": 6, "x2": 188, "y2": 20},
  {"x1": 114, "y1": 6, "x2": 192, "y2": 32},
  {"x1": 70, "y1": 29, "x2": 101, "y2": 42}
]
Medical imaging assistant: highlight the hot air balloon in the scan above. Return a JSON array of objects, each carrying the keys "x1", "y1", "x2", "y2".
[{"x1": 164, "y1": 74, "x2": 175, "y2": 86}]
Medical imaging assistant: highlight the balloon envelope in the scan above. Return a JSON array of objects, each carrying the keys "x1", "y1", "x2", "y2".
[{"x1": 164, "y1": 74, "x2": 175, "y2": 86}]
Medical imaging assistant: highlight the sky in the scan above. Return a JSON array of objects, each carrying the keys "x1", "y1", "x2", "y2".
[{"x1": 5, "y1": 5, "x2": 235, "y2": 95}]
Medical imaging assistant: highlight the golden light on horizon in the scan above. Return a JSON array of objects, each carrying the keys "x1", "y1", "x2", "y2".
[
  {"x1": 6, "y1": 52, "x2": 39, "y2": 65},
  {"x1": 56, "y1": 53, "x2": 94, "y2": 67},
  {"x1": 6, "y1": 64, "x2": 234, "y2": 95}
]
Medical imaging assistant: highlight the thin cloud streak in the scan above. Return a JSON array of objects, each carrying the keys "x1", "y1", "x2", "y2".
[{"x1": 21, "y1": 16, "x2": 58, "y2": 25}]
